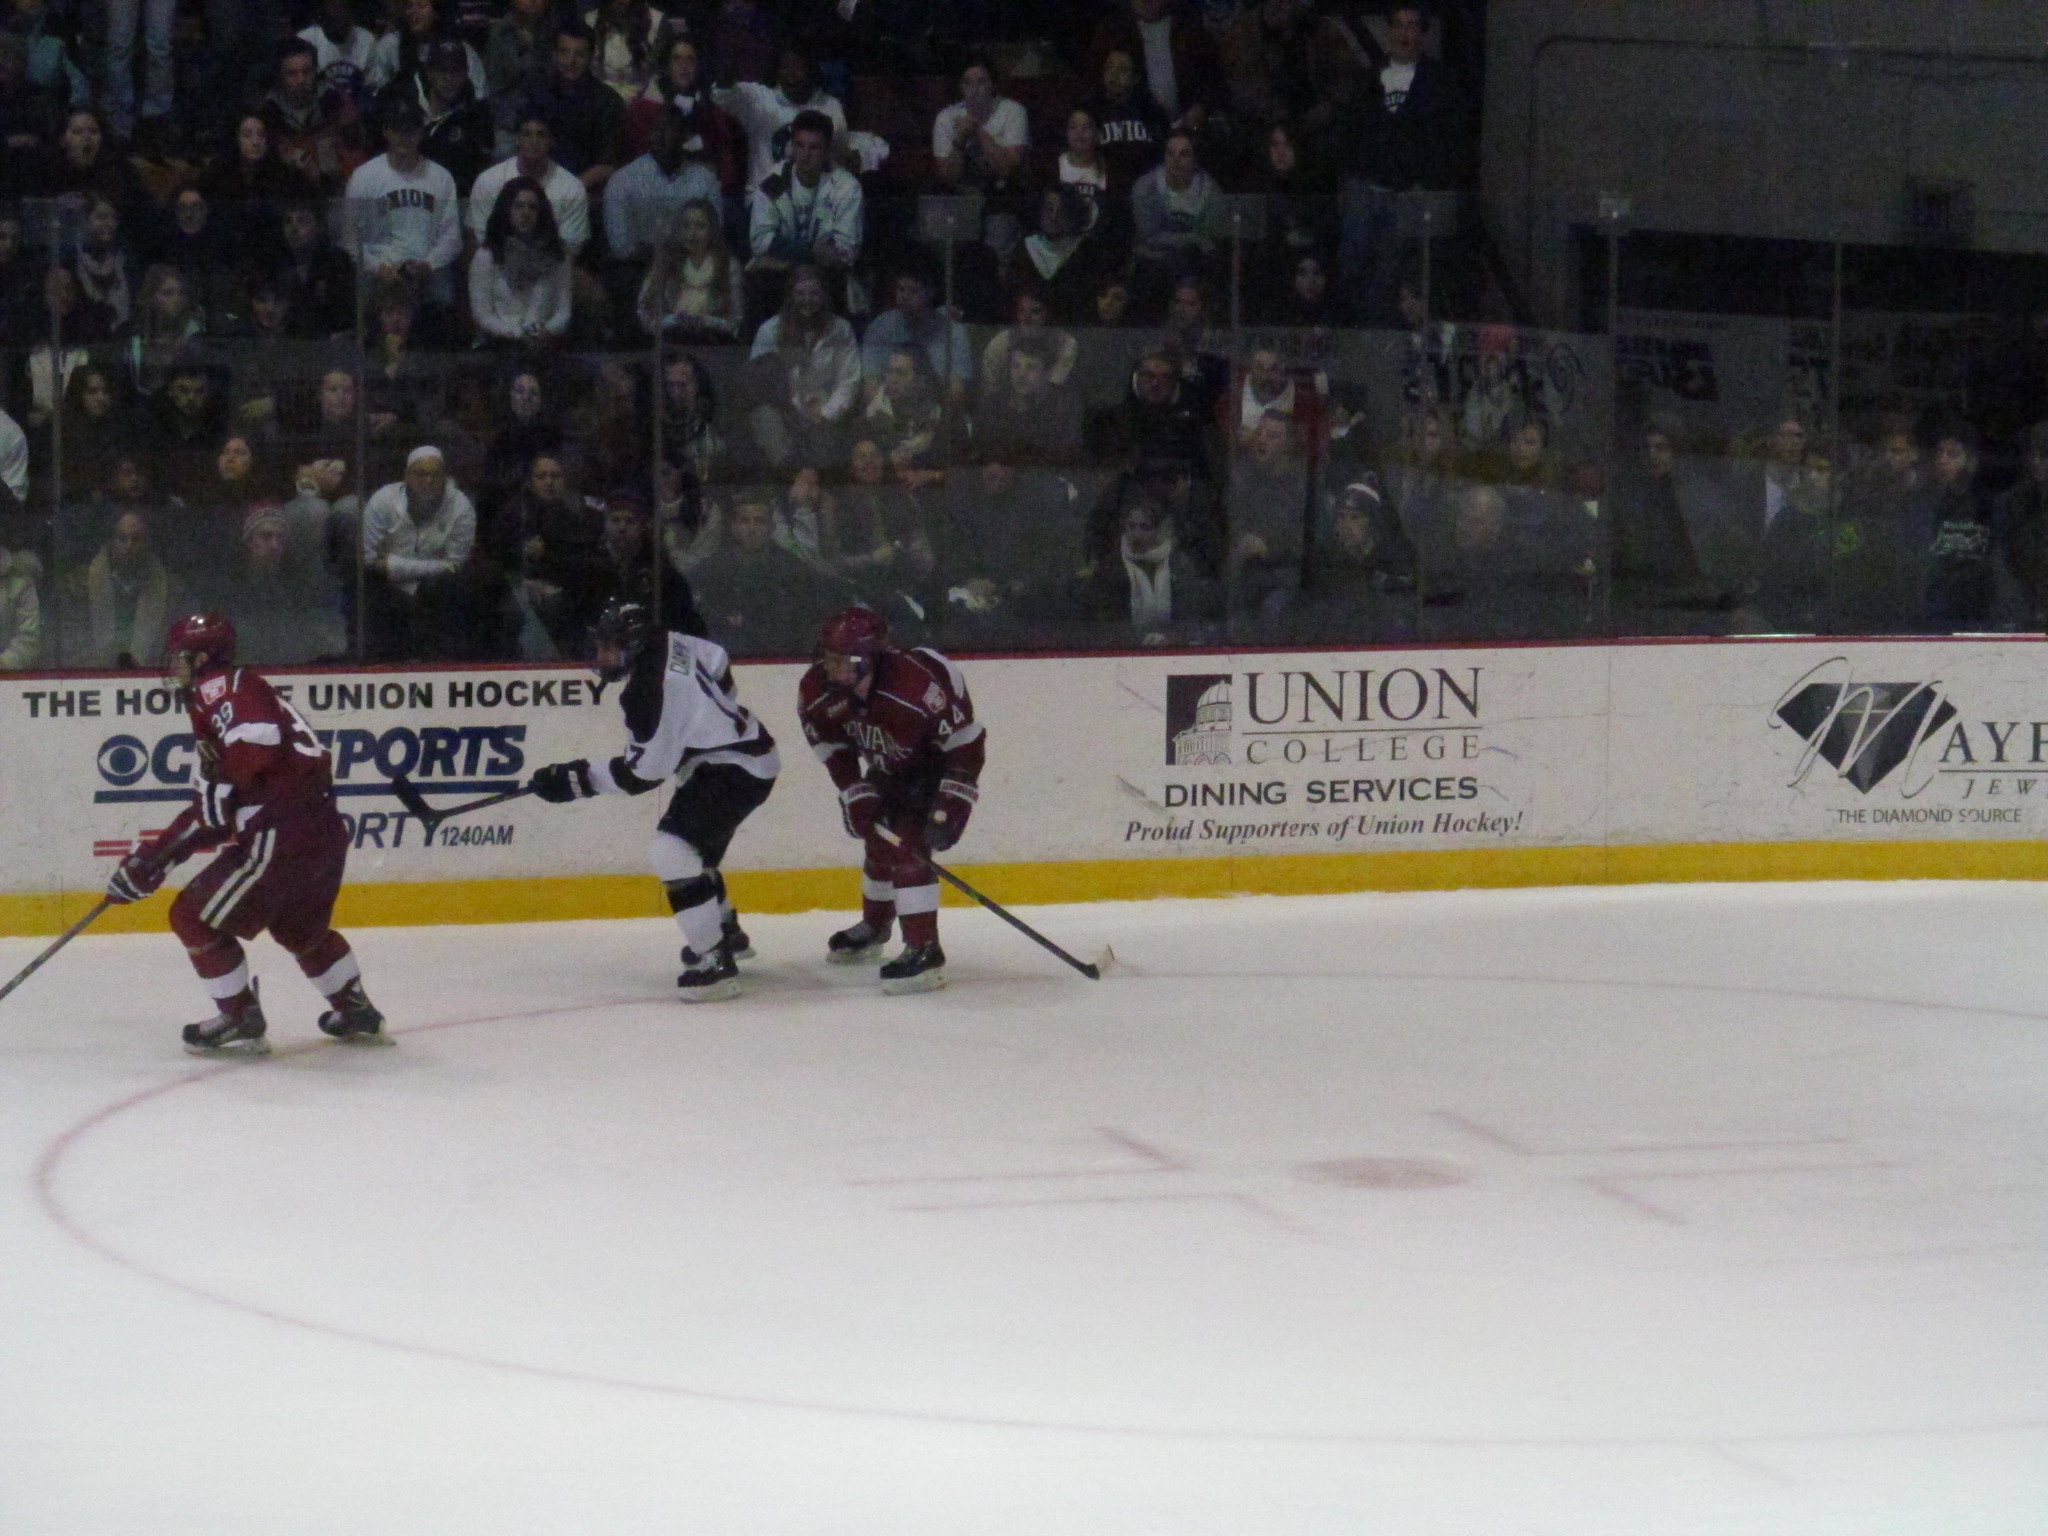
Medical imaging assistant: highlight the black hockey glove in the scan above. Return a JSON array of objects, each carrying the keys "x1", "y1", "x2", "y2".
[
  {"x1": 106, "y1": 844, "x2": 169, "y2": 905},
  {"x1": 925, "y1": 780, "x2": 978, "y2": 852},
  {"x1": 529, "y1": 760, "x2": 597, "y2": 803}
]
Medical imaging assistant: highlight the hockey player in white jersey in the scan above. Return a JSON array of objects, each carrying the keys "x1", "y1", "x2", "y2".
[{"x1": 527, "y1": 599, "x2": 780, "y2": 1001}]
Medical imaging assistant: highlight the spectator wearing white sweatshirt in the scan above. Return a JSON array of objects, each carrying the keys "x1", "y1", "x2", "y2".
[
  {"x1": 468, "y1": 175, "x2": 574, "y2": 345},
  {"x1": 360, "y1": 446, "x2": 502, "y2": 660},
  {"x1": 343, "y1": 96, "x2": 463, "y2": 307}
]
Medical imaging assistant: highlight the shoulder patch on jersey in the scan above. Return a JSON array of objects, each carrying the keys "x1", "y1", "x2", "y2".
[
  {"x1": 199, "y1": 675, "x2": 228, "y2": 704},
  {"x1": 924, "y1": 681, "x2": 946, "y2": 711}
]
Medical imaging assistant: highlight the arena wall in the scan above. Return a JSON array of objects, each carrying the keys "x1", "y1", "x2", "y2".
[{"x1": 4, "y1": 639, "x2": 2047, "y2": 936}]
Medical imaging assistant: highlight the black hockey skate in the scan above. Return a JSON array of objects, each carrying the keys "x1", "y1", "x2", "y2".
[
  {"x1": 182, "y1": 983, "x2": 270, "y2": 1056},
  {"x1": 678, "y1": 944, "x2": 742, "y2": 1003},
  {"x1": 827, "y1": 921, "x2": 889, "y2": 965},
  {"x1": 879, "y1": 942, "x2": 946, "y2": 995},
  {"x1": 720, "y1": 913, "x2": 754, "y2": 962},
  {"x1": 318, "y1": 981, "x2": 390, "y2": 1045}
]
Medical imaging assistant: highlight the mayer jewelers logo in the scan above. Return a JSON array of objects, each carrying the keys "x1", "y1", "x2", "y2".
[{"x1": 1772, "y1": 658, "x2": 1955, "y2": 795}]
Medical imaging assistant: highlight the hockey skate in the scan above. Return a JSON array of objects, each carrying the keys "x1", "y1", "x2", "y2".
[
  {"x1": 182, "y1": 983, "x2": 270, "y2": 1056},
  {"x1": 879, "y1": 942, "x2": 946, "y2": 995},
  {"x1": 318, "y1": 982, "x2": 390, "y2": 1045},
  {"x1": 720, "y1": 914, "x2": 755, "y2": 962},
  {"x1": 678, "y1": 945, "x2": 742, "y2": 1003},
  {"x1": 827, "y1": 921, "x2": 889, "y2": 965}
]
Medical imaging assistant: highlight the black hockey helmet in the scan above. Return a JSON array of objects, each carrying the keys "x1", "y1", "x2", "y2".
[{"x1": 590, "y1": 597, "x2": 656, "y2": 681}]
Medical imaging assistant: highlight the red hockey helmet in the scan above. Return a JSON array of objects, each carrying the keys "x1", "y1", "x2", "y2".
[
  {"x1": 817, "y1": 605, "x2": 888, "y2": 693},
  {"x1": 818, "y1": 605, "x2": 888, "y2": 658},
  {"x1": 162, "y1": 612, "x2": 237, "y2": 683}
]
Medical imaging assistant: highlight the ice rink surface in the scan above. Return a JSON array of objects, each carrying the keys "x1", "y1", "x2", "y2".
[{"x1": 2, "y1": 880, "x2": 2045, "y2": 1535}]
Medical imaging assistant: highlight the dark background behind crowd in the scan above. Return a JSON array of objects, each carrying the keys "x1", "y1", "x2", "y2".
[{"x1": 0, "y1": 0, "x2": 2044, "y2": 671}]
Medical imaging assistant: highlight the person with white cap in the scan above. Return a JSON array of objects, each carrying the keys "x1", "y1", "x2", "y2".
[{"x1": 359, "y1": 445, "x2": 496, "y2": 659}]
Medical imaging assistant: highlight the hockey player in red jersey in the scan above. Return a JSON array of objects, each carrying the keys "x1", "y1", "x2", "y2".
[
  {"x1": 103, "y1": 613, "x2": 384, "y2": 1054},
  {"x1": 797, "y1": 606, "x2": 984, "y2": 993}
]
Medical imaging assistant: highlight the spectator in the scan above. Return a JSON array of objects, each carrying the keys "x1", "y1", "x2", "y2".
[
  {"x1": 1075, "y1": 490, "x2": 1220, "y2": 645},
  {"x1": 26, "y1": 269, "x2": 115, "y2": 429},
  {"x1": 0, "y1": 37, "x2": 61, "y2": 198},
  {"x1": 114, "y1": 264, "x2": 204, "y2": 401},
  {"x1": 1226, "y1": 409, "x2": 1309, "y2": 627},
  {"x1": 185, "y1": 431, "x2": 286, "y2": 562},
  {"x1": 481, "y1": 366, "x2": 568, "y2": 503},
  {"x1": 0, "y1": 399, "x2": 22, "y2": 505},
  {"x1": 1089, "y1": 0, "x2": 1227, "y2": 145},
  {"x1": 1130, "y1": 130, "x2": 1223, "y2": 304},
  {"x1": 936, "y1": 459, "x2": 1079, "y2": 641},
  {"x1": 743, "y1": 265, "x2": 861, "y2": 471},
  {"x1": 360, "y1": 443, "x2": 496, "y2": 658},
  {"x1": 1018, "y1": 186, "x2": 1103, "y2": 325},
  {"x1": 1832, "y1": 415, "x2": 1927, "y2": 634},
  {"x1": 654, "y1": 455, "x2": 716, "y2": 572},
  {"x1": 862, "y1": 265, "x2": 972, "y2": 401},
  {"x1": 624, "y1": 33, "x2": 741, "y2": 190},
  {"x1": 203, "y1": 114, "x2": 318, "y2": 233},
  {"x1": 56, "y1": 364, "x2": 132, "y2": 493},
  {"x1": 152, "y1": 187, "x2": 237, "y2": 319},
  {"x1": 1385, "y1": 403, "x2": 1457, "y2": 580},
  {"x1": 768, "y1": 464, "x2": 845, "y2": 571},
  {"x1": 1334, "y1": 1, "x2": 1467, "y2": 319},
  {"x1": 103, "y1": 0, "x2": 176, "y2": 143},
  {"x1": 363, "y1": 285, "x2": 441, "y2": 443},
  {"x1": 1221, "y1": 0, "x2": 1353, "y2": 148},
  {"x1": 0, "y1": 211, "x2": 31, "y2": 345},
  {"x1": 6, "y1": 0, "x2": 87, "y2": 116},
  {"x1": 745, "y1": 109, "x2": 863, "y2": 309},
  {"x1": 1287, "y1": 477, "x2": 1418, "y2": 642},
  {"x1": 143, "y1": 361, "x2": 228, "y2": 502},
  {"x1": 574, "y1": 492, "x2": 672, "y2": 628},
  {"x1": 836, "y1": 435, "x2": 936, "y2": 591},
  {"x1": 258, "y1": 37, "x2": 368, "y2": 193},
  {"x1": 658, "y1": 351, "x2": 723, "y2": 485},
  {"x1": 70, "y1": 195, "x2": 140, "y2": 328},
  {"x1": 1600, "y1": 421, "x2": 1723, "y2": 634},
  {"x1": 933, "y1": 56, "x2": 1029, "y2": 254},
  {"x1": 484, "y1": 0, "x2": 557, "y2": 106},
  {"x1": 1458, "y1": 324, "x2": 1523, "y2": 452},
  {"x1": 702, "y1": 0, "x2": 777, "y2": 92},
  {"x1": 585, "y1": 0, "x2": 666, "y2": 101},
  {"x1": 1093, "y1": 271, "x2": 1134, "y2": 326},
  {"x1": 714, "y1": 44, "x2": 847, "y2": 191},
  {"x1": 470, "y1": 175, "x2": 575, "y2": 346},
  {"x1": 518, "y1": 18, "x2": 626, "y2": 191},
  {"x1": 1263, "y1": 248, "x2": 1347, "y2": 328},
  {"x1": 0, "y1": 542, "x2": 41, "y2": 667},
  {"x1": 345, "y1": 95, "x2": 464, "y2": 307},
  {"x1": 486, "y1": 448, "x2": 601, "y2": 654},
  {"x1": 1993, "y1": 421, "x2": 2048, "y2": 630},
  {"x1": 637, "y1": 195, "x2": 742, "y2": 340},
  {"x1": 691, "y1": 488, "x2": 835, "y2": 655},
  {"x1": 202, "y1": 502, "x2": 347, "y2": 662},
  {"x1": 272, "y1": 198, "x2": 359, "y2": 338},
  {"x1": 1087, "y1": 47, "x2": 1169, "y2": 190},
  {"x1": 975, "y1": 334, "x2": 1082, "y2": 468},
  {"x1": 1497, "y1": 411, "x2": 1592, "y2": 580},
  {"x1": 470, "y1": 110, "x2": 593, "y2": 254},
  {"x1": 1156, "y1": 275, "x2": 1228, "y2": 411},
  {"x1": 298, "y1": 0, "x2": 378, "y2": 104},
  {"x1": 861, "y1": 347, "x2": 951, "y2": 489},
  {"x1": 1056, "y1": 108, "x2": 1112, "y2": 232},
  {"x1": 1747, "y1": 437, "x2": 1837, "y2": 635},
  {"x1": 1089, "y1": 344, "x2": 1216, "y2": 475},
  {"x1": 980, "y1": 284, "x2": 1079, "y2": 402},
  {"x1": 77, "y1": 508, "x2": 178, "y2": 666},
  {"x1": 1252, "y1": 122, "x2": 1338, "y2": 276},
  {"x1": 568, "y1": 357, "x2": 650, "y2": 499},
  {"x1": 1232, "y1": 345, "x2": 1299, "y2": 447},
  {"x1": 379, "y1": 36, "x2": 498, "y2": 193},
  {"x1": 1921, "y1": 423, "x2": 1995, "y2": 633},
  {"x1": 367, "y1": 0, "x2": 489, "y2": 99},
  {"x1": 607, "y1": 103, "x2": 721, "y2": 303}
]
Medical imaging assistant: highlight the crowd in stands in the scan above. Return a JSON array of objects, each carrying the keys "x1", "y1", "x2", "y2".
[{"x1": 0, "y1": 0, "x2": 2043, "y2": 671}]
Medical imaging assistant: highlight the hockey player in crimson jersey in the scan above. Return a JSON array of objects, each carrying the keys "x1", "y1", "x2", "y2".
[
  {"x1": 103, "y1": 613, "x2": 385, "y2": 1054},
  {"x1": 526, "y1": 599, "x2": 780, "y2": 1001},
  {"x1": 797, "y1": 606, "x2": 984, "y2": 993}
]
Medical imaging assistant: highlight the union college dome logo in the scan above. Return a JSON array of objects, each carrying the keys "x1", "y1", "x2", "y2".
[{"x1": 1165, "y1": 674, "x2": 1233, "y2": 766}]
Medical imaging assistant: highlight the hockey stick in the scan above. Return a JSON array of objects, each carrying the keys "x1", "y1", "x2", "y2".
[
  {"x1": 0, "y1": 897, "x2": 115, "y2": 1008},
  {"x1": 387, "y1": 775, "x2": 533, "y2": 842},
  {"x1": 876, "y1": 826, "x2": 1107, "y2": 980}
]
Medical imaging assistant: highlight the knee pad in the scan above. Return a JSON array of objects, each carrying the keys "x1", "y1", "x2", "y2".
[
  {"x1": 648, "y1": 830, "x2": 705, "y2": 883},
  {"x1": 664, "y1": 874, "x2": 719, "y2": 914}
]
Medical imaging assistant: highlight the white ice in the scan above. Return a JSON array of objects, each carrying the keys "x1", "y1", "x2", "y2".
[{"x1": 2, "y1": 882, "x2": 2045, "y2": 1535}]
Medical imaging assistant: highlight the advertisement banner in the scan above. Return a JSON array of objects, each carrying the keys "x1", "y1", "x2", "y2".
[{"x1": 4, "y1": 640, "x2": 2046, "y2": 926}]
